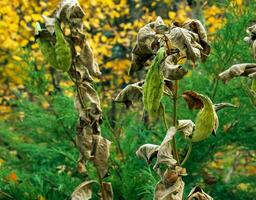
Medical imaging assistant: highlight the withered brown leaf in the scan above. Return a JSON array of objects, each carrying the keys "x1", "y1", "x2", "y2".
[
  {"x1": 187, "y1": 186, "x2": 213, "y2": 200},
  {"x1": 219, "y1": 63, "x2": 256, "y2": 83},
  {"x1": 136, "y1": 144, "x2": 159, "y2": 164},
  {"x1": 71, "y1": 180, "x2": 97, "y2": 200},
  {"x1": 92, "y1": 135, "x2": 111, "y2": 178}
]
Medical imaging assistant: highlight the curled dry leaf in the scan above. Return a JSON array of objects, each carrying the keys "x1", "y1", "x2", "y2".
[
  {"x1": 73, "y1": 56, "x2": 94, "y2": 82},
  {"x1": 71, "y1": 180, "x2": 97, "y2": 200},
  {"x1": 130, "y1": 17, "x2": 165, "y2": 74},
  {"x1": 182, "y1": 91, "x2": 218, "y2": 142},
  {"x1": 244, "y1": 24, "x2": 256, "y2": 58},
  {"x1": 155, "y1": 16, "x2": 169, "y2": 34},
  {"x1": 162, "y1": 55, "x2": 188, "y2": 80},
  {"x1": 153, "y1": 127, "x2": 177, "y2": 174},
  {"x1": 56, "y1": 0, "x2": 85, "y2": 24},
  {"x1": 79, "y1": 40, "x2": 101, "y2": 76},
  {"x1": 76, "y1": 126, "x2": 94, "y2": 160},
  {"x1": 218, "y1": 63, "x2": 256, "y2": 83},
  {"x1": 102, "y1": 182, "x2": 114, "y2": 200},
  {"x1": 214, "y1": 103, "x2": 237, "y2": 112},
  {"x1": 136, "y1": 144, "x2": 159, "y2": 164},
  {"x1": 42, "y1": 15, "x2": 56, "y2": 34},
  {"x1": 182, "y1": 19, "x2": 210, "y2": 62},
  {"x1": 162, "y1": 166, "x2": 187, "y2": 188},
  {"x1": 154, "y1": 177, "x2": 184, "y2": 200},
  {"x1": 76, "y1": 81, "x2": 102, "y2": 122},
  {"x1": 177, "y1": 120, "x2": 195, "y2": 137},
  {"x1": 166, "y1": 26, "x2": 202, "y2": 63},
  {"x1": 187, "y1": 186, "x2": 213, "y2": 200},
  {"x1": 143, "y1": 47, "x2": 165, "y2": 118},
  {"x1": 92, "y1": 135, "x2": 111, "y2": 178},
  {"x1": 114, "y1": 81, "x2": 144, "y2": 108}
]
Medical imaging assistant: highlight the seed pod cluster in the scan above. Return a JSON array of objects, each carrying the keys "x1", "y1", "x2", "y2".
[{"x1": 143, "y1": 47, "x2": 165, "y2": 117}]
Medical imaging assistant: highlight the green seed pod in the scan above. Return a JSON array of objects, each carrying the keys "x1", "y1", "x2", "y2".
[
  {"x1": 36, "y1": 22, "x2": 59, "y2": 68},
  {"x1": 183, "y1": 91, "x2": 218, "y2": 142},
  {"x1": 54, "y1": 22, "x2": 72, "y2": 72},
  {"x1": 143, "y1": 47, "x2": 165, "y2": 117}
]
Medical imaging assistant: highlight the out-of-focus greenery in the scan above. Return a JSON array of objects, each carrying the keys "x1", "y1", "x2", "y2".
[{"x1": 0, "y1": 0, "x2": 256, "y2": 200}]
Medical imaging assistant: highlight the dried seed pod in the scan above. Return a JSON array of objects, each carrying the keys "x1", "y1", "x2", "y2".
[
  {"x1": 182, "y1": 91, "x2": 218, "y2": 142},
  {"x1": 36, "y1": 23, "x2": 59, "y2": 68},
  {"x1": 143, "y1": 47, "x2": 165, "y2": 117},
  {"x1": 54, "y1": 21, "x2": 72, "y2": 72}
]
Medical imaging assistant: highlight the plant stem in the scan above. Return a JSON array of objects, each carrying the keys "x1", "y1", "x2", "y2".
[
  {"x1": 172, "y1": 80, "x2": 180, "y2": 164},
  {"x1": 96, "y1": 169, "x2": 107, "y2": 200},
  {"x1": 181, "y1": 141, "x2": 192, "y2": 166}
]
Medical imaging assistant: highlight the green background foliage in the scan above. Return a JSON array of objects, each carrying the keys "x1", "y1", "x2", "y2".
[{"x1": 0, "y1": 1, "x2": 256, "y2": 200}]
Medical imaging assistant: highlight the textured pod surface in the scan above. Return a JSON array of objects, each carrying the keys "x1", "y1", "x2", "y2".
[
  {"x1": 143, "y1": 47, "x2": 165, "y2": 117},
  {"x1": 36, "y1": 22, "x2": 59, "y2": 68},
  {"x1": 54, "y1": 22, "x2": 72, "y2": 72},
  {"x1": 38, "y1": 38, "x2": 59, "y2": 68},
  {"x1": 183, "y1": 91, "x2": 218, "y2": 142}
]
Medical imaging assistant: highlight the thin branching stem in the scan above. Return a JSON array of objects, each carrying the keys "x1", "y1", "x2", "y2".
[{"x1": 181, "y1": 141, "x2": 192, "y2": 166}]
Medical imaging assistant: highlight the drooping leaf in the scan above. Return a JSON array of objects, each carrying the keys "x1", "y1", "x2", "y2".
[
  {"x1": 214, "y1": 102, "x2": 237, "y2": 112},
  {"x1": 153, "y1": 127, "x2": 177, "y2": 174},
  {"x1": 182, "y1": 91, "x2": 218, "y2": 142},
  {"x1": 130, "y1": 17, "x2": 164, "y2": 74},
  {"x1": 155, "y1": 16, "x2": 169, "y2": 34},
  {"x1": 42, "y1": 15, "x2": 56, "y2": 34},
  {"x1": 76, "y1": 125, "x2": 94, "y2": 160},
  {"x1": 115, "y1": 81, "x2": 144, "y2": 108},
  {"x1": 136, "y1": 144, "x2": 159, "y2": 164},
  {"x1": 154, "y1": 177, "x2": 184, "y2": 200},
  {"x1": 71, "y1": 180, "x2": 97, "y2": 200},
  {"x1": 182, "y1": 19, "x2": 210, "y2": 62},
  {"x1": 166, "y1": 26, "x2": 202, "y2": 63},
  {"x1": 218, "y1": 63, "x2": 256, "y2": 83},
  {"x1": 162, "y1": 55, "x2": 188, "y2": 80},
  {"x1": 102, "y1": 182, "x2": 114, "y2": 200},
  {"x1": 143, "y1": 47, "x2": 165, "y2": 118},
  {"x1": 56, "y1": 0, "x2": 85, "y2": 24},
  {"x1": 177, "y1": 120, "x2": 195, "y2": 137},
  {"x1": 75, "y1": 81, "x2": 102, "y2": 122},
  {"x1": 187, "y1": 186, "x2": 213, "y2": 200},
  {"x1": 92, "y1": 135, "x2": 111, "y2": 178},
  {"x1": 79, "y1": 40, "x2": 101, "y2": 76},
  {"x1": 244, "y1": 23, "x2": 256, "y2": 58}
]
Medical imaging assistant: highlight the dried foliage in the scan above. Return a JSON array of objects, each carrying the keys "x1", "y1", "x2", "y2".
[
  {"x1": 219, "y1": 23, "x2": 256, "y2": 106},
  {"x1": 36, "y1": 0, "x2": 112, "y2": 198}
]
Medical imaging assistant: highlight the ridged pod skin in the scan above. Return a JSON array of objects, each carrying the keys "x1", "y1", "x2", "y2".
[
  {"x1": 36, "y1": 22, "x2": 59, "y2": 68},
  {"x1": 192, "y1": 93, "x2": 218, "y2": 142},
  {"x1": 38, "y1": 38, "x2": 59, "y2": 69},
  {"x1": 54, "y1": 22, "x2": 72, "y2": 72},
  {"x1": 143, "y1": 47, "x2": 166, "y2": 117}
]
